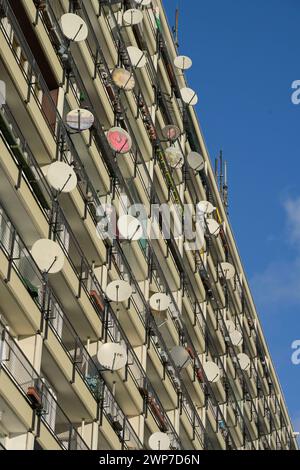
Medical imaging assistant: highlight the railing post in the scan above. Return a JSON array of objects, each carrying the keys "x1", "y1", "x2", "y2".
[
  {"x1": 0, "y1": 327, "x2": 5, "y2": 366},
  {"x1": 4, "y1": 228, "x2": 16, "y2": 284}
]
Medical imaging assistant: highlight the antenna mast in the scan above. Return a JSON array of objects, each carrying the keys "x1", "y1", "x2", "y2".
[
  {"x1": 217, "y1": 150, "x2": 229, "y2": 215},
  {"x1": 172, "y1": 7, "x2": 179, "y2": 48}
]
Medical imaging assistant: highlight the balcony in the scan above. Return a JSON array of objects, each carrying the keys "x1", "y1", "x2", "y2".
[{"x1": 0, "y1": 321, "x2": 88, "y2": 450}]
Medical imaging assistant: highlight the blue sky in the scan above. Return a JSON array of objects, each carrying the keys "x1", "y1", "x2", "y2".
[{"x1": 162, "y1": 0, "x2": 300, "y2": 434}]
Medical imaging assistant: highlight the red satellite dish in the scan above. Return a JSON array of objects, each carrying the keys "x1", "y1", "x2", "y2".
[{"x1": 107, "y1": 127, "x2": 132, "y2": 154}]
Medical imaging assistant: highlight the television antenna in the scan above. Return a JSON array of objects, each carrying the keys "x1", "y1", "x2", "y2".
[
  {"x1": 218, "y1": 262, "x2": 235, "y2": 280},
  {"x1": 174, "y1": 55, "x2": 192, "y2": 71},
  {"x1": 97, "y1": 342, "x2": 127, "y2": 371},
  {"x1": 106, "y1": 280, "x2": 132, "y2": 303},
  {"x1": 66, "y1": 109, "x2": 94, "y2": 132},
  {"x1": 60, "y1": 13, "x2": 88, "y2": 42},
  {"x1": 123, "y1": 9, "x2": 143, "y2": 26},
  {"x1": 31, "y1": 239, "x2": 64, "y2": 274},
  {"x1": 170, "y1": 346, "x2": 190, "y2": 370},
  {"x1": 161, "y1": 125, "x2": 181, "y2": 142},
  {"x1": 180, "y1": 87, "x2": 198, "y2": 106},
  {"x1": 46, "y1": 161, "x2": 77, "y2": 195},
  {"x1": 127, "y1": 46, "x2": 147, "y2": 68},
  {"x1": 117, "y1": 215, "x2": 143, "y2": 241},
  {"x1": 203, "y1": 360, "x2": 221, "y2": 383},
  {"x1": 149, "y1": 432, "x2": 170, "y2": 450},
  {"x1": 112, "y1": 68, "x2": 135, "y2": 91},
  {"x1": 149, "y1": 293, "x2": 170, "y2": 312},
  {"x1": 107, "y1": 127, "x2": 132, "y2": 154},
  {"x1": 187, "y1": 151, "x2": 204, "y2": 172}
]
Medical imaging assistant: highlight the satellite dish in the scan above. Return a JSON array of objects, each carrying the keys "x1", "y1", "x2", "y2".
[
  {"x1": 197, "y1": 201, "x2": 215, "y2": 214},
  {"x1": 162, "y1": 125, "x2": 181, "y2": 141},
  {"x1": 31, "y1": 239, "x2": 64, "y2": 274},
  {"x1": 66, "y1": 109, "x2": 94, "y2": 131},
  {"x1": 134, "y1": 0, "x2": 152, "y2": 6},
  {"x1": 123, "y1": 9, "x2": 143, "y2": 26},
  {"x1": 225, "y1": 320, "x2": 236, "y2": 334},
  {"x1": 149, "y1": 293, "x2": 170, "y2": 312},
  {"x1": 187, "y1": 151, "x2": 204, "y2": 171},
  {"x1": 106, "y1": 280, "x2": 132, "y2": 302},
  {"x1": 180, "y1": 87, "x2": 198, "y2": 106},
  {"x1": 117, "y1": 215, "x2": 143, "y2": 241},
  {"x1": 230, "y1": 330, "x2": 243, "y2": 347},
  {"x1": 97, "y1": 343, "x2": 127, "y2": 371},
  {"x1": 0, "y1": 80, "x2": 6, "y2": 106},
  {"x1": 46, "y1": 161, "x2": 77, "y2": 193},
  {"x1": 165, "y1": 147, "x2": 184, "y2": 169},
  {"x1": 170, "y1": 346, "x2": 190, "y2": 369},
  {"x1": 203, "y1": 361, "x2": 221, "y2": 383},
  {"x1": 60, "y1": 13, "x2": 88, "y2": 42},
  {"x1": 149, "y1": 432, "x2": 170, "y2": 450},
  {"x1": 107, "y1": 127, "x2": 132, "y2": 154},
  {"x1": 174, "y1": 55, "x2": 192, "y2": 71},
  {"x1": 206, "y1": 219, "x2": 220, "y2": 237},
  {"x1": 112, "y1": 68, "x2": 135, "y2": 91},
  {"x1": 127, "y1": 46, "x2": 147, "y2": 68},
  {"x1": 218, "y1": 262, "x2": 235, "y2": 280},
  {"x1": 237, "y1": 353, "x2": 250, "y2": 371}
]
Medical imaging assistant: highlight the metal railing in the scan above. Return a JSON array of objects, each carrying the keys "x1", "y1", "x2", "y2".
[
  {"x1": 0, "y1": 320, "x2": 89, "y2": 450},
  {"x1": 0, "y1": 202, "x2": 142, "y2": 449},
  {"x1": 1, "y1": 0, "x2": 292, "y2": 450}
]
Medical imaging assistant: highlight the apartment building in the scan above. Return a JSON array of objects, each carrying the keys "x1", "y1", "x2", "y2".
[{"x1": 0, "y1": 0, "x2": 296, "y2": 450}]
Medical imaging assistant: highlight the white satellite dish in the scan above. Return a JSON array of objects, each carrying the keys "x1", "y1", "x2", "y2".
[
  {"x1": 60, "y1": 13, "x2": 88, "y2": 42},
  {"x1": 206, "y1": 219, "x2": 220, "y2": 237},
  {"x1": 106, "y1": 280, "x2": 132, "y2": 303},
  {"x1": 197, "y1": 201, "x2": 215, "y2": 214},
  {"x1": 174, "y1": 55, "x2": 192, "y2": 71},
  {"x1": 230, "y1": 329, "x2": 243, "y2": 347},
  {"x1": 162, "y1": 125, "x2": 181, "y2": 141},
  {"x1": 97, "y1": 343, "x2": 127, "y2": 371},
  {"x1": 225, "y1": 320, "x2": 236, "y2": 334},
  {"x1": 203, "y1": 361, "x2": 221, "y2": 383},
  {"x1": 0, "y1": 80, "x2": 6, "y2": 106},
  {"x1": 237, "y1": 353, "x2": 250, "y2": 371},
  {"x1": 149, "y1": 293, "x2": 170, "y2": 312},
  {"x1": 31, "y1": 239, "x2": 64, "y2": 274},
  {"x1": 165, "y1": 147, "x2": 184, "y2": 169},
  {"x1": 181, "y1": 87, "x2": 198, "y2": 106},
  {"x1": 107, "y1": 127, "x2": 132, "y2": 154},
  {"x1": 117, "y1": 215, "x2": 143, "y2": 241},
  {"x1": 127, "y1": 46, "x2": 147, "y2": 68},
  {"x1": 170, "y1": 346, "x2": 190, "y2": 369},
  {"x1": 66, "y1": 109, "x2": 94, "y2": 131},
  {"x1": 187, "y1": 151, "x2": 204, "y2": 171},
  {"x1": 46, "y1": 161, "x2": 77, "y2": 193},
  {"x1": 218, "y1": 262, "x2": 235, "y2": 280},
  {"x1": 123, "y1": 9, "x2": 143, "y2": 26},
  {"x1": 112, "y1": 68, "x2": 135, "y2": 91},
  {"x1": 134, "y1": 0, "x2": 152, "y2": 6},
  {"x1": 149, "y1": 432, "x2": 170, "y2": 451}
]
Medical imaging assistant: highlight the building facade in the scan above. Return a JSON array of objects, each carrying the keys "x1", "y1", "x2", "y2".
[{"x1": 0, "y1": 0, "x2": 296, "y2": 450}]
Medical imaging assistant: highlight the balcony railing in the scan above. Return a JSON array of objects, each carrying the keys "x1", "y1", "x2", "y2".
[
  {"x1": 0, "y1": 320, "x2": 89, "y2": 450},
  {"x1": 0, "y1": 203, "x2": 143, "y2": 449},
  {"x1": 1, "y1": 0, "x2": 294, "y2": 450},
  {"x1": 0, "y1": 4, "x2": 248, "y2": 450}
]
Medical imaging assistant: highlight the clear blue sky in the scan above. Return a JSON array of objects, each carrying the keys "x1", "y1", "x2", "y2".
[{"x1": 163, "y1": 0, "x2": 300, "y2": 433}]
